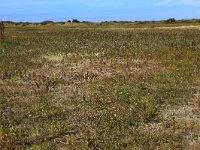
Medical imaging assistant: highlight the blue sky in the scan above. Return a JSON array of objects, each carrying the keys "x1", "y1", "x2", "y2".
[{"x1": 0, "y1": 0, "x2": 200, "y2": 22}]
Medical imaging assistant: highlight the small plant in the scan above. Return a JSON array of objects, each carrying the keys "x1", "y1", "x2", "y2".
[{"x1": 0, "y1": 21, "x2": 5, "y2": 40}]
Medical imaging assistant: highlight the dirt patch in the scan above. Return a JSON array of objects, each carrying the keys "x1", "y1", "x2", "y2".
[{"x1": 157, "y1": 26, "x2": 200, "y2": 30}]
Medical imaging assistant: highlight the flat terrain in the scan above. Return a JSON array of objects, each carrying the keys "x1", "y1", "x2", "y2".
[{"x1": 0, "y1": 23, "x2": 200, "y2": 149}]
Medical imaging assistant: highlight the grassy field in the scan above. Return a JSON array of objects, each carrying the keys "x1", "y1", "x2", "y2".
[{"x1": 0, "y1": 23, "x2": 200, "y2": 149}]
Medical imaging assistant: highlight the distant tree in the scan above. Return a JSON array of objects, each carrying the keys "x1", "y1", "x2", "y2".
[
  {"x1": 72, "y1": 19, "x2": 80, "y2": 23},
  {"x1": 40, "y1": 20, "x2": 54, "y2": 25},
  {"x1": 165, "y1": 18, "x2": 176, "y2": 23},
  {"x1": 82, "y1": 21, "x2": 91, "y2": 23},
  {"x1": 4, "y1": 21, "x2": 15, "y2": 24}
]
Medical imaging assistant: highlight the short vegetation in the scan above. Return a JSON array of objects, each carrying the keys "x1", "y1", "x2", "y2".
[{"x1": 0, "y1": 22, "x2": 200, "y2": 149}]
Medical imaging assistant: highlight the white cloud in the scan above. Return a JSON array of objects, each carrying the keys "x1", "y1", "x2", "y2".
[{"x1": 154, "y1": 0, "x2": 200, "y2": 6}]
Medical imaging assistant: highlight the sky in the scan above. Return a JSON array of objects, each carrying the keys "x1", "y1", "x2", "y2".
[{"x1": 0, "y1": 0, "x2": 200, "y2": 22}]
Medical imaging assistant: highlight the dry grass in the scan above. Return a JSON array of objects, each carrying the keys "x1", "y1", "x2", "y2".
[{"x1": 0, "y1": 24, "x2": 200, "y2": 149}]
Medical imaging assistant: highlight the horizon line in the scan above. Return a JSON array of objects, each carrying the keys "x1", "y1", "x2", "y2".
[{"x1": 2, "y1": 18, "x2": 200, "y2": 23}]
